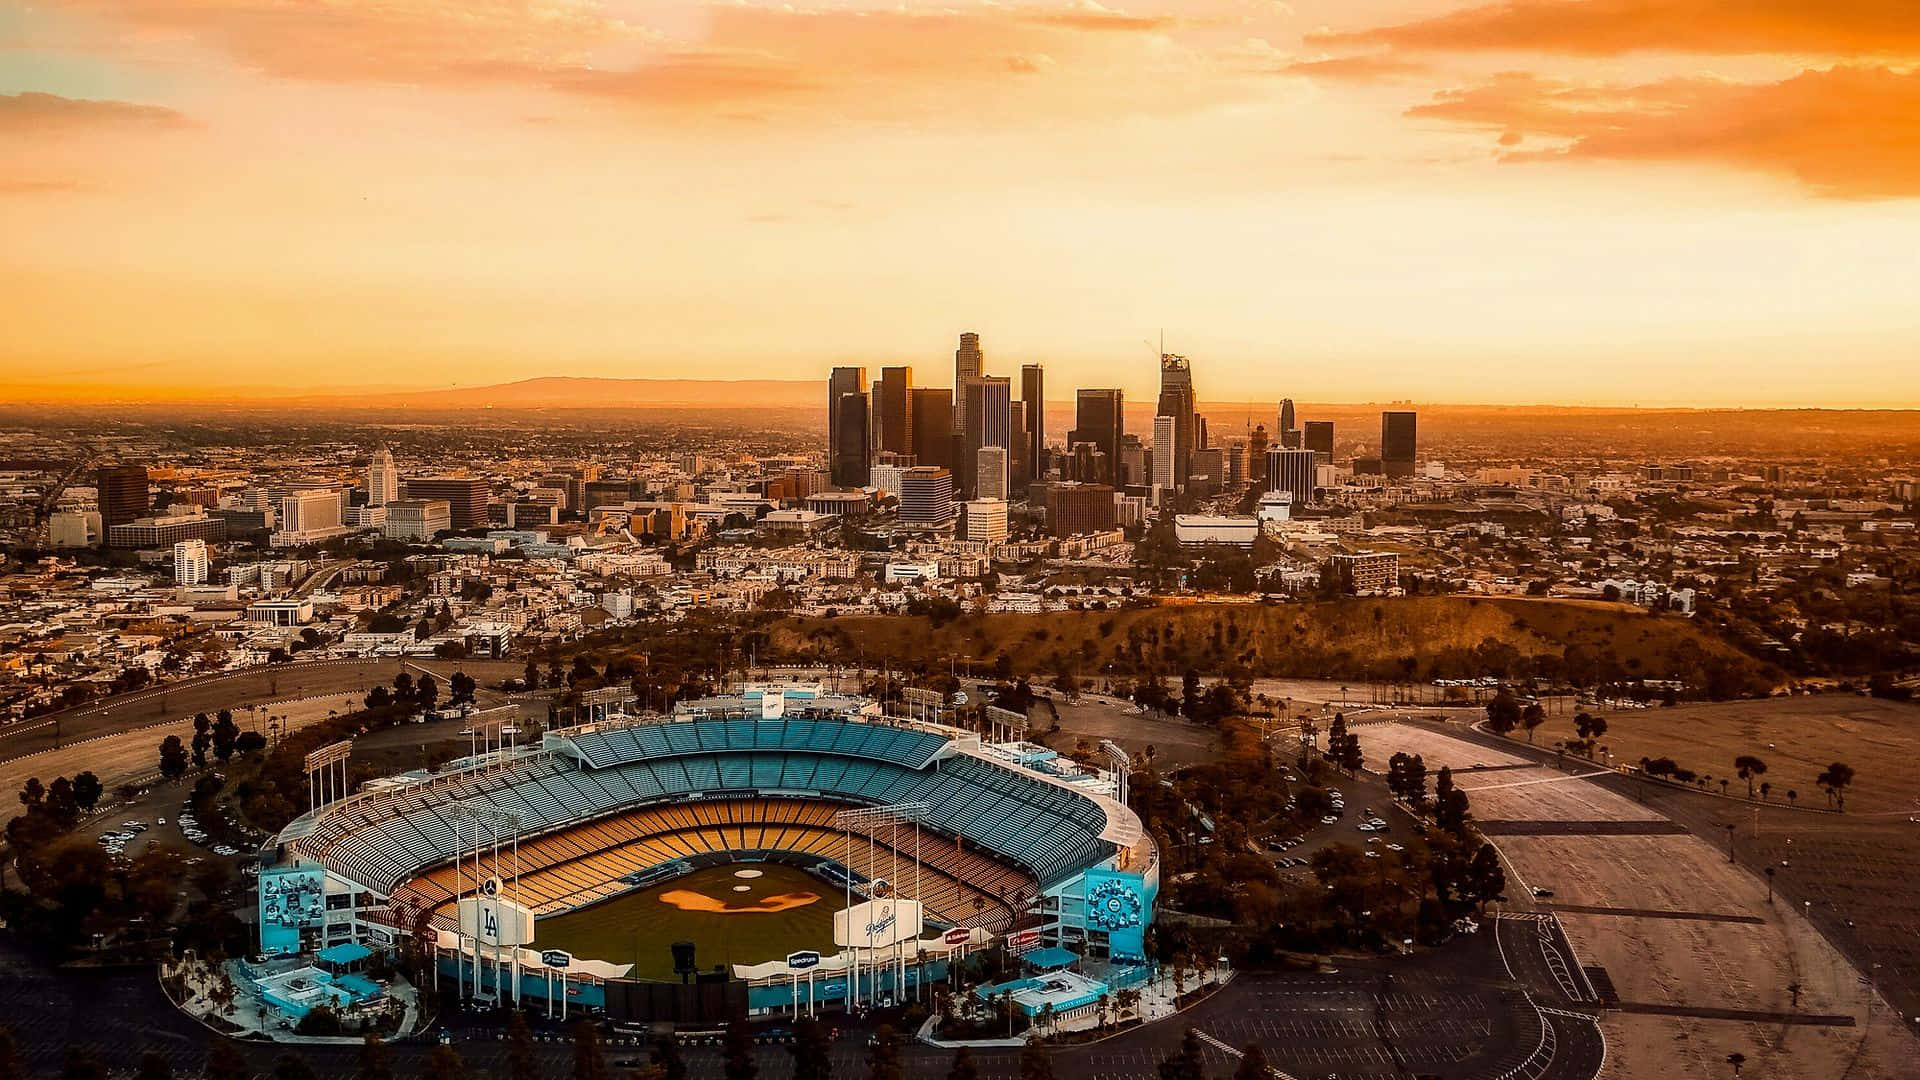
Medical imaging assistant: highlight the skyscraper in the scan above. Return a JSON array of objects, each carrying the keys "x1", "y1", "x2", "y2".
[
  {"x1": 1070, "y1": 389, "x2": 1124, "y2": 483},
  {"x1": 1156, "y1": 354, "x2": 1196, "y2": 490},
  {"x1": 897, "y1": 466, "x2": 956, "y2": 527},
  {"x1": 401, "y1": 476, "x2": 490, "y2": 529},
  {"x1": 1382, "y1": 411, "x2": 1417, "y2": 478},
  {"x1": 1020, "y1": 363, "x2": 1046, "y2": 480},
  {"x1": 827, "y1": 366, "x2": 868, "y2": 486},
  {"x1": 909, "y1": 387, "x2": 953, "y2": 469},
  {"x1": 173, "y1": 539, "x2": 210, "y2": 586},
  {"x1": 368, "y1": 446, "x2": 400, "y2": 507},
  {"x1": 833, "y1": 390, "x2": 872, "y2": 487},
  {"x1": 877, "y1": 366, "x2": 914, "y2": 454},
  {"x1": 97, "y1": 464, "x2": 150, "y2": 528},
  {"x1": 1267, "y1": 448, "x2": 1318, "y2": 505},
  {"x1": 953, "y1": 332, "x2": 983, "y2": 430},
  {"x1": 1248, "y1": 425, "x2": 1270, "y2": 488},
  {"x1": 962, "y1": 376, "x2": 1012, "y2": 499},
  {"x1": 1151, "y1": 415, "x2": 1177, "y2": 493},
  {"x1": 1279, "y1": 399, "x2": 1296, "y2": 434},
  {"x1": 975, "y1": 445, "x2": 1009, "y2": 500},
  {"x1": 1304, "y1": 420, "x2": 1335, "y2": 464}
]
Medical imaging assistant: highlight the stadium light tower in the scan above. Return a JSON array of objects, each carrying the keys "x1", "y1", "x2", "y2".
[
  {"x1": 832, "y1": 803, "x2": 929, "y2": 1010},
  {"x1": 1099, "y1": 740, "x2": 1131, "y2": 807},
  {"x1": 446, "y1": 801, "x2": 525, "y2": 1005}
]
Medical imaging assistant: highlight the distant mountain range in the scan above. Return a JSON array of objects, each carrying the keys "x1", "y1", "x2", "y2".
[{"x1": 306, "y1": 376, "x2": 824, "y2": 409}]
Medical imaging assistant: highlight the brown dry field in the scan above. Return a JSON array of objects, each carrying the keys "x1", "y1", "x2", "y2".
[{"x1": 1526, "y1": 694, "x2": 1920, "y2": 813}]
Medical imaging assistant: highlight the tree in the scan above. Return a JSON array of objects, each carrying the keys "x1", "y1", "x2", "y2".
[
  {"x1": 273, "y1": 1054, "x2": 318, "y2": 1080},
  {"x1": 17, "y1": 778, "x2": 42, "y2": 808},
  {"x1": 1157, "y1": 1030, "x2": 1206, "y2": 1080},
  {"x1": 137, "y1": 1051, "x2": 172, "y2": 1080},
  {"x1": 573, "y1": 1020, "x2": 610, "y2": 1080},
  {"x1": 1521, "y1": 703, "x2": 1547, "y2": 743},
  {"x1": 205, "y1": 1039, "x2": 250, "y2": 1080},
  {"x1": 1485, "y1": 690, "x2": 1521, "y2": 736},
  {"x1": 1434, "y1": 767, "x2": 1470, "y2": 835},
  {"x1": 505, "y1": 1011, "x2": 539, "y2": 1080},
  {"x1": 945, "y1": 1046, "x2": 979, "y2": 1080},
  {"x1": 61, "y1": 1049, "x2": 107, "y2": 1080},
  {"x1": 159, "y1": 735, "x2": 190, "y2": 780},
  {"x1": 1732, "y1": 755, "x2": 1768, "y2": 799},
  {"x1": 722, "y1": 1019, "x2": 759, "y2": 1080},
  {"x1": 652, "y1": 1036, "x2": 687, "y2": 1080},
  {"x1": 791, "y1": 1018, "x2": 833, "y2": 1080},
  {"x1": 1019, "y1": 1036, "x2": 1054, "y2": 1080},
  {"x1": 1726, "y1": 1051, "x2": 1746, "y2": 1077},
  {"x1": 212, "y1": 712, "x2": 240, "y2": 762},
  {"x1": 1468, "y1": 843, "x2": 1507, "y2": 909},
  {"x1": 416, "y1": 673, "x2": 441, "y2": 710},
  {"x1": 865, "y1": 1024, "x2": 903, "y2": 1080},
  {"x1": 1234, "y1": 1044, "x2": 1270, "y2": 1080},
  {"x1": 422, "y1": 1045, "x2": 467, "y2": 1080},
  {"x1": 1574, "y1": 713, "x2": 1608, "y2": 742},
  {"x1": 1816, "y1": 762, "x2": 1855, "y2": 811},
  {"x1": 357, "y1": 1035, "x2": 392, "y2": 1080}
]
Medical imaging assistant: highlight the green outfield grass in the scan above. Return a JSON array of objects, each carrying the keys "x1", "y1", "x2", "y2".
[{"x1": 533, "y1": 862, "x2": 844, "y2": 979}]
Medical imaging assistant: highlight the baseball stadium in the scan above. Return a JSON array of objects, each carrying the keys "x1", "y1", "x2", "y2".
[{"x1": 256, "y1": 684, "x2": 1157, "y2": 1024}]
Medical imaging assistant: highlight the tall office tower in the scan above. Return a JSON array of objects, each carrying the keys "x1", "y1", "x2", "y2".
[
  {"x1": 98, "y1": 464, "x2": 150, "y2": 528},
  {"x1": 1151, "y1": 415, "x2": 1178, "y2": 493},
  {"x1": 877, "y1": 366, "x2": 914, "y2": 454},
  {"x1": 1020, "y1": 364, "x2": 1046, "y2": 479},
  {"x1": 827, "y1": 367, "x2": 868, "y2": 485},
  {"x1": 1279, "y1": 398, "x2": 1296, "y2": 435},
  {"x1": 173, "y1": 539, "x2": 210, "y2": 586},
  {"x1": 1381, "y1": 411, "x2": 1418, "y2": 478},
  {"x1": 368, "y1": 446, "x2": 400, "y2": 506},
  {"x1": 1248, "y1": 425, "x2": 1270, "y2": 488},
  {"x1": 1226, "y1": 443, "x2": 1247, "y2": 486},
  {"x1": 1304, "y1": 420, "x2": 1335, "y2": 464},
  {"x1": 1266, "y1": 448, "x2": 1318, "y2": 505},
  {"x1": 402, "y1": 476, "x2": 490, "y2": 530},
  {"x1": 1156, "y1": 354, "x2": 1196, "y2": 490},
  {"x1": 897, "y1": 466, "x2": 957, "y2": 527},
  {"x1": 953, "y1": 332, "x2": 983, "y2": 430},
  {"x1": 1008, "y1": 405, "x2": 1030, "y2": 490},
  {"x1": 833, "y1": 390, "x2": 872, "y2": 487},
  {"x1": 961, "y1": 376, "x2": 1012, "y2": 499},
  {"x1": 976, "y1": 445, "x2": 1010, "y2": 500},
  {"x1": 1070, "y1": 389, "x2": 1125, "y2": 483},
  {"x1": 909, "y1": 388, "x2": 953, "y2": 469}
]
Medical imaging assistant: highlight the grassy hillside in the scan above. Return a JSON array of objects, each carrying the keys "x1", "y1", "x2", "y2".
[{"x1": 769, "y1": 597, "x2": 1775, "y2": 691}]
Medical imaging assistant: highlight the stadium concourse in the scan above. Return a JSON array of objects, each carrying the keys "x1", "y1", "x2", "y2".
[{"x1": 254, "y1": 683, "x2": 1157, "y2": 1026}]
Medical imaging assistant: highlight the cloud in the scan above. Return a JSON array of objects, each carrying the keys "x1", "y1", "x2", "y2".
[
  {"x1": 0, "y1": 91, "x2": 189, "y2": 133},
  {"x1": 1409, "y1": 65, "x2": 1920, "y2": 198},
  {"x1": 1318, "y1": 0, "x2": 1920, "y2": 58},
  {"x1": 1281, "y1": 53, "x2": 1427, "y2": 81}
]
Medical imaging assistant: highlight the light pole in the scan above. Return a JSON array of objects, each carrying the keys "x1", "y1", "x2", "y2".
[{"x1": 1725, "y1": 822, "x2": 1736, "y2": 864}]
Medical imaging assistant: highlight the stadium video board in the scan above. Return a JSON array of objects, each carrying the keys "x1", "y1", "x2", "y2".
[{"x1": 259, "y1": 865, "x2": 329, "y2": 955}]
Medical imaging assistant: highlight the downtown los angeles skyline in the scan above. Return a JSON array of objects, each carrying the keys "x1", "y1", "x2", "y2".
[{"x1": 4, "y1": 0, "x2": 1920, "y2": 408}]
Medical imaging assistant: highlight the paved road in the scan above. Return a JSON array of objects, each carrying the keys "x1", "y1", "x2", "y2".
[{"x1": 0, "y1": 659, "x2": 524, "y2": 763}]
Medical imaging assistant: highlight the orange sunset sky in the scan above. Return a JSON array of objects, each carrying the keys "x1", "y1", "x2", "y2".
[{"x1": 3, "y1": 1, "x2": 1918, "y2": 407}]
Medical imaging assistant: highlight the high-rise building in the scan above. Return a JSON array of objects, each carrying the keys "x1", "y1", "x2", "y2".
[
  {"x1": 281, "y1": 489, "x2": 344, "y2": 535},
  {"x1": 1069, "y1": 389, "x2": 1124, "y2": 483},
  {"x1": 1304, "y1": 420, "x2": 1335, "y2": 464},
  {"x1": 384, "y1": 499, "x2": 452, "y2": 541},
  {"x1": 896, "y1": 467, "x2": 956, "y2": 527},
  {"x1": 1156, "y1": 354, "x2": 1196, "y2": 490},
  {"x1": 1279, "y1": 399, "x2": 1296, "y2": 434},
  {"x1": 877, "y1": 366, "x2": 914, "y2": 454},
  {"x1": 953, "y1": 332, "x2": 983, "y2": 430},
  {"x1": 964, "y1": 498, "x2": 1009, "y2": 543},
  {"x1": 1248, "y1": 425, "x2": 1270, "y2": 488},
  {"x1": 1151, "y1": 415, "x2": 1177, "y2": 493},
  {"x1": 173, "y1": 539, "x2": 210, "y2": 586},
  {"x1": 828, "y1": 366, "x2": 869, "y2": 487},
  {"x1": 832, "y1": 388, "x2": 872, "y2": 487},
  {"x1": 1046, "y1": 482, "x2": 1117, "y2": 537},
  {"x1": 403, "y1": 476, "x2": 490, "y2": 529},
  {"x1": 98, "y1": 465, "x2": 150, "y2": 528},
  {"x1": 910, "y1": 387, "x2": 953, "y2": 469},
  {"x1": 368, "y1": 447, "x2": 400, "y2": 506},
  {"x1": 1267, "y1": 448, "x2": 1318, "y2": 505},
  {"x1": 1382, "y1": 411, "x2": 1417, "y2": 478},
  {"x1": 975, "y1": 446, "x2": 1010, "y2": 501},
  {"x1": 1020, "y1": 364, "x2": 1046, "y2": 479},
  {"x1": 961, "y1": 376, "x2": 1012, "y2": 499}
]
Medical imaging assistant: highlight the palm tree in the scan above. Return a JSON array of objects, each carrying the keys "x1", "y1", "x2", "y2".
[{"x1": 1726, "y1": 1051, "x2": 1746, "y2": 1076}]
